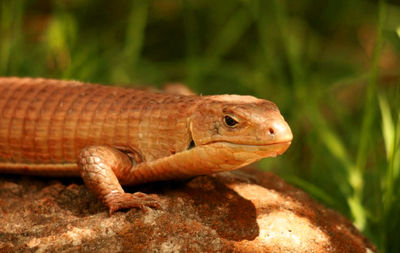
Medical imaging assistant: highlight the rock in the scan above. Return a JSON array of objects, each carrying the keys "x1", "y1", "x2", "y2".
[{"x1": 0, "y1": 167, "x2": 376, "y2": 252}]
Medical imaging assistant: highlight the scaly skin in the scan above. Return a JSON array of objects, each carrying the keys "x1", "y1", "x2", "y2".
[{"x1": 0, "y1": 77, "x2": 292, "y2": 213}]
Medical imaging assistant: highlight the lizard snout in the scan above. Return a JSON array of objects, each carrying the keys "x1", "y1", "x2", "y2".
[{"x1": 265, "y1": 118, "x2": 293, "y2": 143}]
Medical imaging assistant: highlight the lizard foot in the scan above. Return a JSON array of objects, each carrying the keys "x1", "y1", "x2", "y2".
[{"x1": 104, "y1": 192, "x2": 163, "y2": 215}]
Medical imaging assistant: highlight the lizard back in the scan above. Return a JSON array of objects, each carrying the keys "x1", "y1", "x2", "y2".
[{"x1": 0, "y1": 78, "x2": 197, "y2": 166}]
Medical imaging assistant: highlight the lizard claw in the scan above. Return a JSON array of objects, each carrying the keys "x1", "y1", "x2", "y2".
[{"x1": 105, "y1": 192, "x2": 163, "y2": 215}]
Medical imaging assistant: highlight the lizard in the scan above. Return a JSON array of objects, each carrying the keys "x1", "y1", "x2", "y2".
[{"x1": 0, "y1": 77, "x2": 293, "y2": 213}]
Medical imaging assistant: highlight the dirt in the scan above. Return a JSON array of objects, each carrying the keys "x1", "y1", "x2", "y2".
[{"x1": 0, "y1": 167, "x2": 376, "y2": 252}]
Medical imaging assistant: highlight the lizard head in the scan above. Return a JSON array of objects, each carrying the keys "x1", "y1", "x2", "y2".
[{"x1": 189, "y1": 95, "x2": 292, "y2": 160}]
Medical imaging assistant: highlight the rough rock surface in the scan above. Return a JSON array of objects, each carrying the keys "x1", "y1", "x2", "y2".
[{"x1": 0, "y1": 167, "x2": 375, "y2": 252}]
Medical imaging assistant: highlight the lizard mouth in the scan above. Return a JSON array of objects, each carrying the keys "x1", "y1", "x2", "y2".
[
  {"x1": 219, "y1": 140, "x2": 291, "y2": 147},
  {"x1": 201, "y1": 139, "x2": 292, "y2": 147},
  {"x1": 201, "y1": 140, "x2": 292, "y2": 158},
  {"x1": 223, "y1": 140, "x2": 292, "y2": 146}
]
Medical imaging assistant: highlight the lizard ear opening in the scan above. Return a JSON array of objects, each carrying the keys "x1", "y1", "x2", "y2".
[
  {"x1": 187, "y1": 140, "x2": 195, "y2": 150},
  {"x1": 188, "y1": 118, "x2": 197, "y2": 150}
]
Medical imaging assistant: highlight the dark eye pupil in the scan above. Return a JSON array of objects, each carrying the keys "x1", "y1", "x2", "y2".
[{"x1": 224, "y1": 115, "x2": 238, "y2": 127}]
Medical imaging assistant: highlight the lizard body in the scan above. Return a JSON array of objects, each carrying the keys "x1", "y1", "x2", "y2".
[{"x1": 0, "y1": 77, "x2": 292, "y2": 213}]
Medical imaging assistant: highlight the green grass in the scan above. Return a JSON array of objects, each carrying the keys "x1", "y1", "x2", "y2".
[{"x1": 1, "y1": 0, "x2": 400, "y2": 251}]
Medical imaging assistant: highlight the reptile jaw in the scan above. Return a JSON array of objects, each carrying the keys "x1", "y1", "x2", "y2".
[
  {"x1": 196, "y1": 140, "x2": 292, "y2": 160},
  {"x1": 201, "y1": 139, "x2": 292, "y2": 148},
  {"x1": 217, "y1": 141, "x2": 292, "y2": 157}
]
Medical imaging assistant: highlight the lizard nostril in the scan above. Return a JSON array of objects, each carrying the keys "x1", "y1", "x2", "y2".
[{"x1": 268, "y1": 127, "x2": 275, "y2": 136}]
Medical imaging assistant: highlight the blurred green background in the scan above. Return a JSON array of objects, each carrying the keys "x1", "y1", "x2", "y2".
[{"x1": 1, "y1": 0, "x2": 399, "y2": 251}]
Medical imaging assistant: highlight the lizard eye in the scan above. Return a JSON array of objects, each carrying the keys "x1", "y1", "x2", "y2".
[{"x1": 224, "y1": 115, "x2": 238, "y2": 128}]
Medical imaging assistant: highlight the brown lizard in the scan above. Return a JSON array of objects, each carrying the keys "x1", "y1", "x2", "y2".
[{"x1": 0, "y1": 77, "x2": 293, "y2": 213}]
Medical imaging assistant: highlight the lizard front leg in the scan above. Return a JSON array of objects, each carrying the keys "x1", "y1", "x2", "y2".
[{"x1": 78, "y1": 146, "x2": 161, "y2": 214}]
